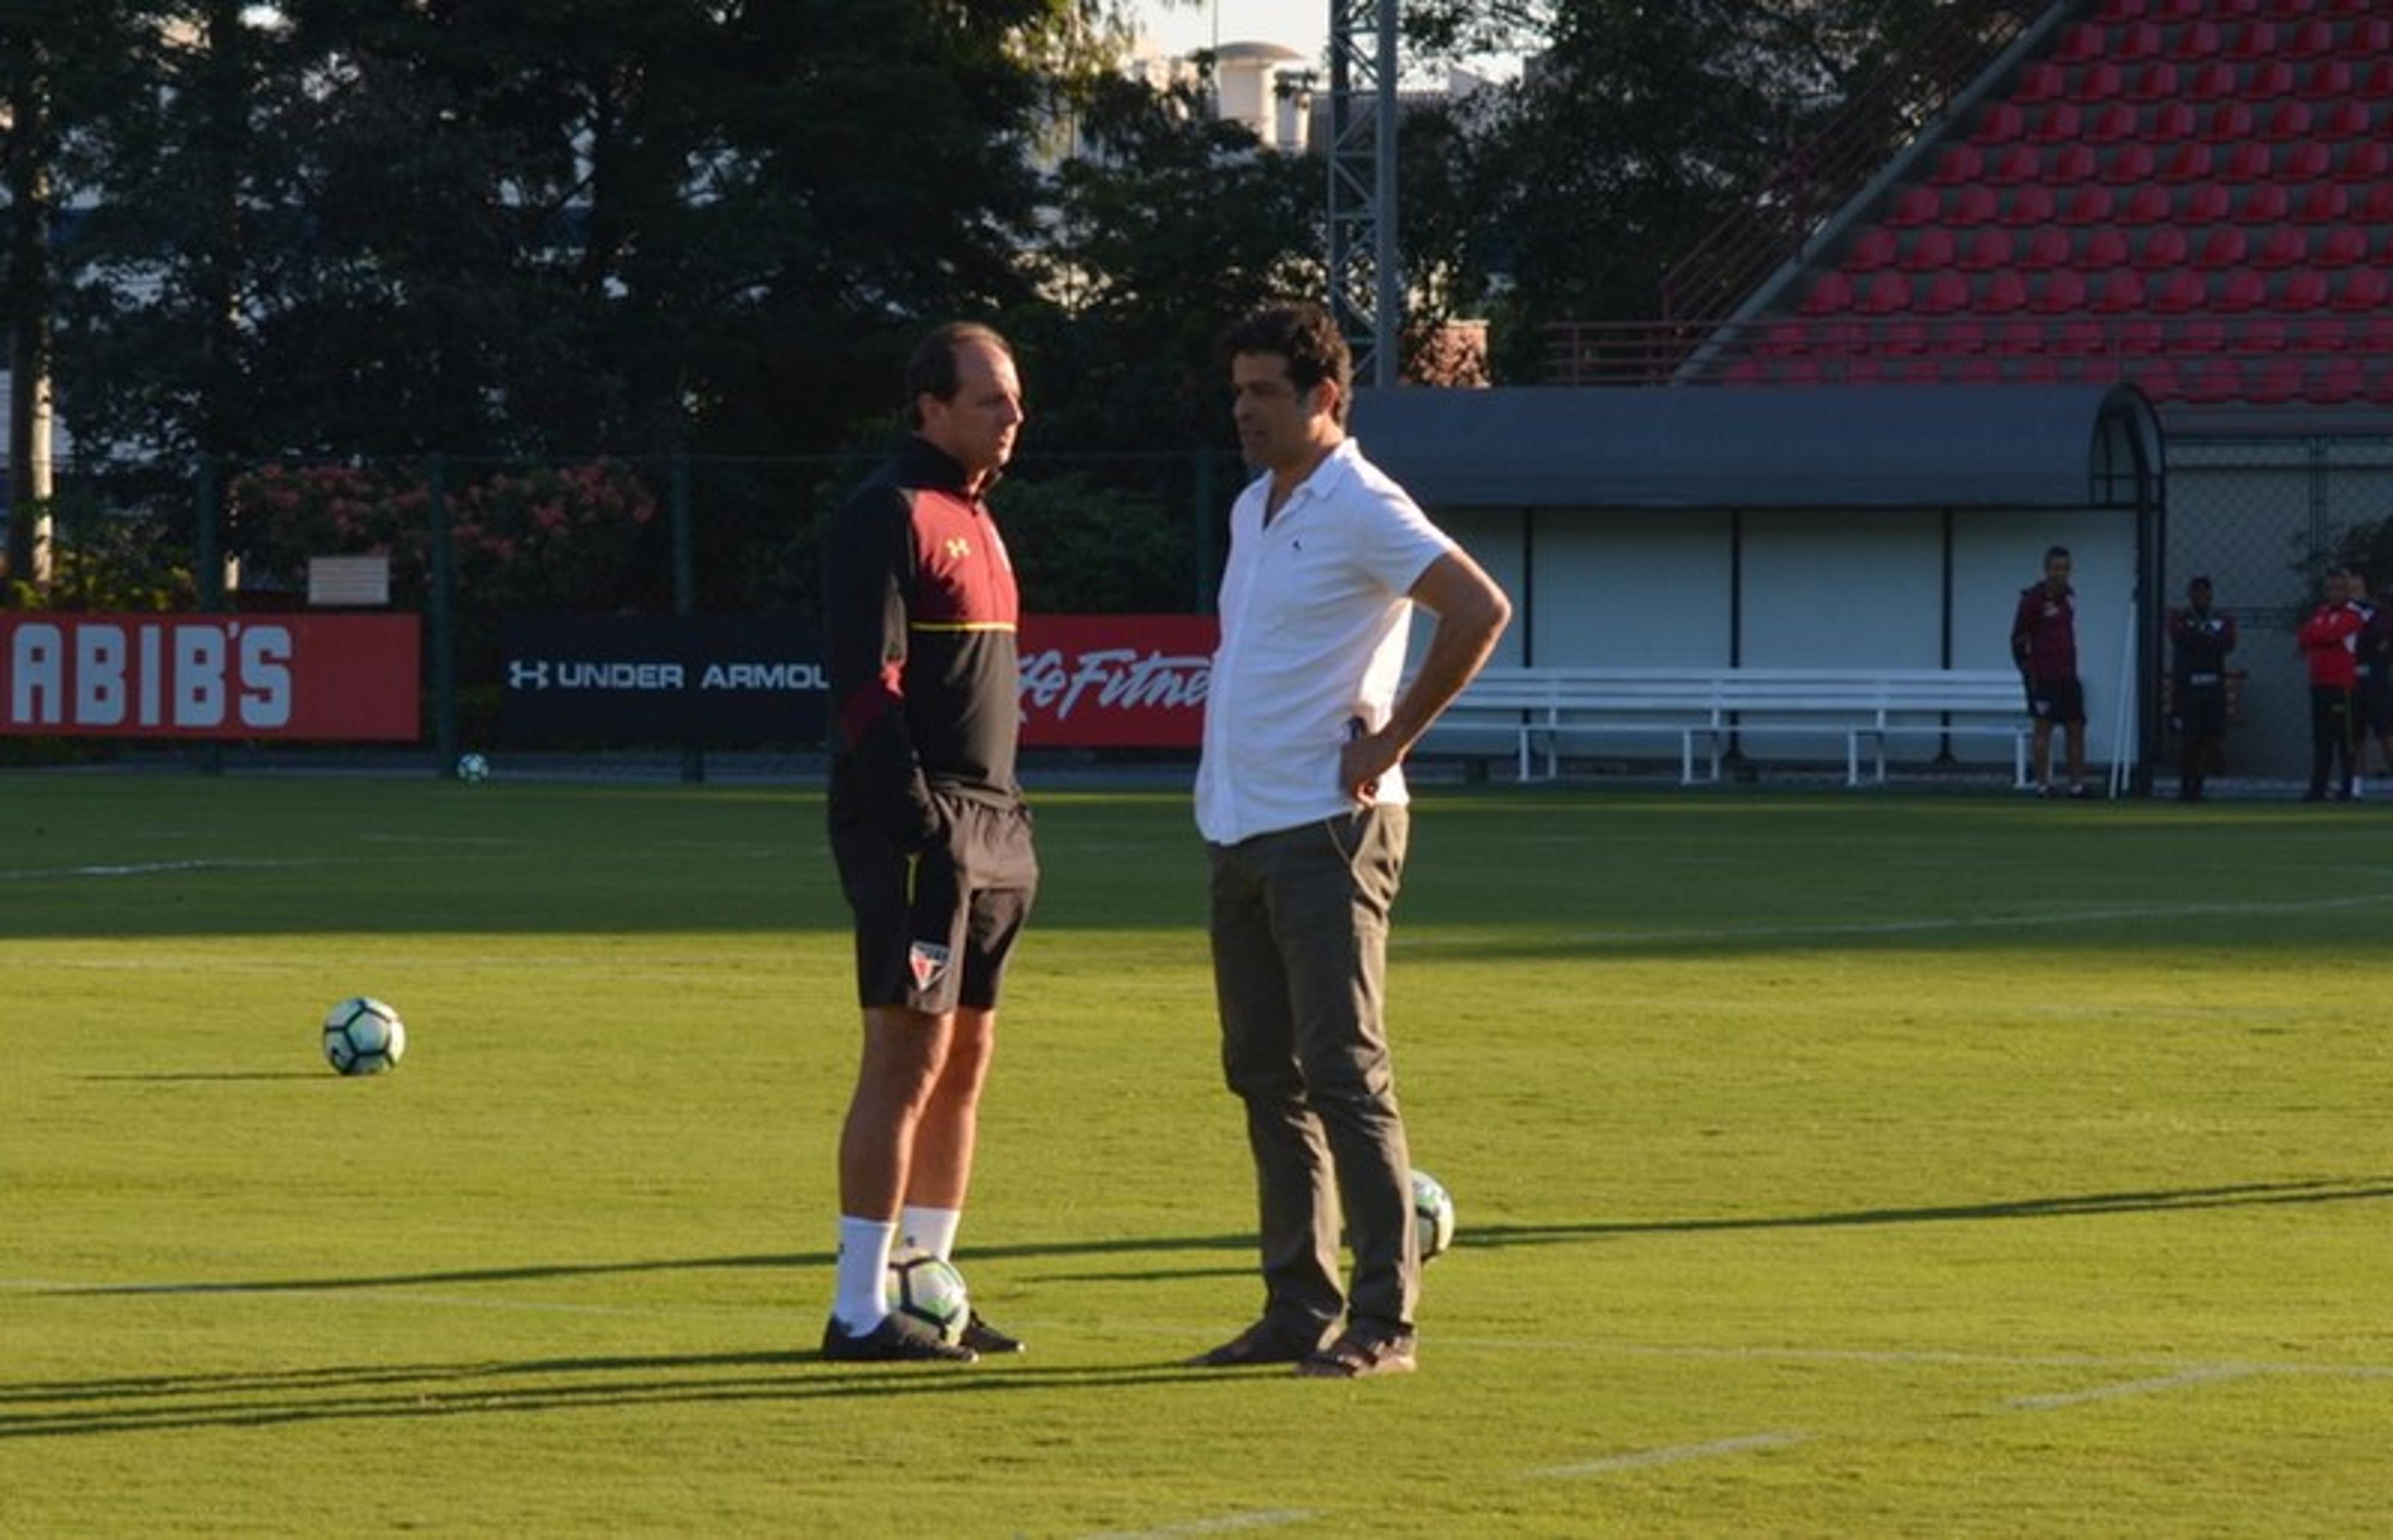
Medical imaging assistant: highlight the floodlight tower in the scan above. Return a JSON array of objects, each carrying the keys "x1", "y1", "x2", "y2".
[{"x1": 1327, "y1": 0, "x2": 1400, "y2": 386}]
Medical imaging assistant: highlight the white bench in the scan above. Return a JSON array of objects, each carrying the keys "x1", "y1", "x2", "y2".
[{"x1": 1420, "y1": 666, "x2": 2033, "y2": 787}]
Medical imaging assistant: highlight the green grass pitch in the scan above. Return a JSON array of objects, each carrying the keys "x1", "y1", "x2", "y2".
[{"x1": 2, "y1": 771, "x2": 2388, "y2": 1535}]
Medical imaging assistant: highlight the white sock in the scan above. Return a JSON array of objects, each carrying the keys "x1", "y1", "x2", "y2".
[
  {"x1": 833, "y1": 1216, "x2": 896, "y2": 1333},
  {"x1": 900, "y1": 1204, "x2": 962, "y2": 1262}
]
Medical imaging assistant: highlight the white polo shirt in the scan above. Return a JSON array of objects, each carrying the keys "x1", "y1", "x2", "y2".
[{"x1": 1195, "y1": 437, "x2": 1456, "y2": 845}]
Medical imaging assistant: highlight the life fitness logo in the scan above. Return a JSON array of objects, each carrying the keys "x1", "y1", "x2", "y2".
[
  {"x1": 1017, "y1": 615, "x2": 1217, "y2": 748},
  {"x1": 0, "y1": 614, "x2": 421, "y2": 740}
]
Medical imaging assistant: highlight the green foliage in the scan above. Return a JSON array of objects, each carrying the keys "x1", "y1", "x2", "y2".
[{"x1": 993, "y1": 467, "x2": 1192, "y2": 613}]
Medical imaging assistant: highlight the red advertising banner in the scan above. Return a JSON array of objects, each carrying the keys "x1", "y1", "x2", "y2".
[
  {"x1": 0, "y1": 613, "x2": 421, "y2": 740},
  {"x1": 1018, "y1": 614, "x2": 1216, "y2": 748}
]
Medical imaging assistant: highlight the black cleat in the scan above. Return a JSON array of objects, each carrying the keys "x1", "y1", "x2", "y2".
[
  {"x1": 820, "y1": 1314, "x2": 977, "y2": 1364},
  {"x1": 959, "y1": 1310, "x2": 1024, "y2": 1354}
]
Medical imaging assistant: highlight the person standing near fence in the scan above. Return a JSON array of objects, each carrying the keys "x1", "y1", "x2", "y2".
[
  {"x1": 2167, "y1": 576, "x2": 2237, "y2": 802},
  {"x1": 2297, "y1": 566, "x2": 2363, "y2": 802},
  {"x1": 1187, "y1": 302, "x2": 1511, "y2": 1379},
  {"x1": 2347, "y1": 571, "x2": 2393, "y2": 796},
  {"x1": 2012, "y1": 544, "x2": 2092, "y2": 799},
  {"x1": 818, "y1": 321, "x2": 1038, "y2": 1362}
]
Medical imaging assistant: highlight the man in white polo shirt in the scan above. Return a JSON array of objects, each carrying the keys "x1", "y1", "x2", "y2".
[{"x1": 1187, "y1": 303, "x2": 1511, "y2": 1379}]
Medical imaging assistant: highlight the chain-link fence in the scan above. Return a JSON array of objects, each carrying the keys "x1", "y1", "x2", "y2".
[{"x1": 2166, "y1": 435, "x2": 2393, "y2": 782}]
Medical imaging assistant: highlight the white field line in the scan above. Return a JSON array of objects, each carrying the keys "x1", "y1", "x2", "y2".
[
  {"x1": 1081, "y1": 1513, "x2": 1316, "y2": 1539},
  {"x1": 1529, "y1": 1431, "x2": 1805, "y2": 1479},
  {"x1": 2006, "y1": 1364, "x2": 2263, "y2": 1412},
  {"x1": 1398, "y1": 888, "x2": 2393, "y2": 949},
  {"x1": 0, "y1": 859, "x2": 327, "y2": 882}
]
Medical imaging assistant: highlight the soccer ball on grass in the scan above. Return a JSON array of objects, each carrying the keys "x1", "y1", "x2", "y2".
[
  {"x1": 323, "y1": 996, "x2": 407, "y2": 1076},
  {"x1": 1413, "y1": 1169, "x2": 1458, "y2": 1262},
  {"x1": 455, "y1": 752, "x2": 490, "y2": 782},
  {"x1": 884, "y1": 1247, "x2": 970, "y2": 1344}
]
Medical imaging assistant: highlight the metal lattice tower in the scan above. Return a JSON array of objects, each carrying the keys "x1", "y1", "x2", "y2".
[{"x1": 1327, "y1": 0, "x2": 1400, "y2": 386}]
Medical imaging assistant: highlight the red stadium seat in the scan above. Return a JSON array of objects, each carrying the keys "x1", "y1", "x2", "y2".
[
  {"x1": 2157, "y1": 141, "x2": 2214, "y2": 183},
  {"x1": 2137, "y1": 227, "x2": 2189, "y2": 267},
  {"x1": 2284, "y1": 17, "x2": 2335, "y2": 55},
  {"x1": 2174, "y1": 316, "x2": 2227, "y2": 354},
  {"x1": 2001, "y1": 316, "x2": 2057, "y2": 354},
  {"x1": 2119, "y1": 184, "x2": 2173, "y2": 224},
  {"x1": 2149, "y1": 100, "x2": 2196, "y2": 141},
  {"x1": 2307, "y1": 57, "x2": 2356, "y2": 97},
  {"x1": 1886, "y1": 185, "x2": 1942, "y2": 227},
  {"x1": 2015, "y1": 62, "x2": 2068, "y2": 103},
  {"x1": 2196, "y1": 226, "x2": 2250, "y2": 267},
  {"x1": 2356, "y1": 315, "x2": 2393, "y2": 354},
  {"x1": 2235, "y1": 183, "x2": 2292, "y2": 222},
  {"x1": 2336, "y1": 140, "x2": 2392, "y2": 186},
  {"x1": 1959, "y1": 227, "x2": 2014, "y2": 272},
  {"x1": 2060, "y1": 184, "x2": 2116, "y2": 225},
  {"x1": 2240, "y1": 315, "x2": 2290, "y2": 351},
  {"x1": 2053, "y1": 22, "x2": 2104, "y2": 62},
  {"x1": 2358, "y1": 19, "x2": 2393, "y2": 52},
  {"x1": 1952, "y1": 184, "x2": 2001, "y2": 224},
  {"x1": 2028, "y1": 103, "x2": 2083, "y2": 143},
  {"x1": 2079, "y1": 61, "x2": 2126, "y2": 101},
  {"x1": 2224, "y1": 21, "x2": 2278, "y2": 60},
  {"x1": 1936, "y1": 318, "x2": 1990, "y2": 355},
  {"x1": 2083, "y1": 225, "x2": 2132, "y2": 267},
  {"x1": 2246, "y1": 358, "x2": 2304, "y2": 404},
  {"x1": 2178, "y1": 354, "x2": 2240, "y2": 403},
  {"x1": 2315, "y1": 102, "x2": 2371, "y2": 142},
  {"x1": 1989, "y1": 143, "x2": 2040, "y2": 184},
  {"x1": 2259, "y1": 100, "x2": 2314, "y2": 141},
  {"x1": 2096, "y1": 269, "x2": 2150, "y2": 312},
  {"x1": 2253, "y1": 226, "x2": 2309, "y2": 269},
  {"x1": 2099, "y1": 143, "x2": 2157, "y2": 183},
  {"x1": 2291, "y1": 315, "x2": 2348, "y2": 352},
  {"x1": 2001, "y1": 185, "x2": 2057, "y2": 226},
  {"x1": 2247, "y1": 59, "x2": 2296, "y2": 98},
  {"x1": 2334, "y1": 269, "x2": 2391, "y2": 312},
  {"x1": 2172, "y1": 21, "x2": 2225, "y2": 59},
  {"x1": 1919, "y1": 273, "x2": 1971, "y2": 315},
  {"x1": 2118, "y1": 21, "x2": 2164, "y2": 59},
  {"x1": 1955, "y1": 356, "x2": 2005, "y2": 384},
  {"x1": 2279, "y1": 141, "x2": 2332, "y2": 183},
  {"x1": 2316, "y1": 226, "x2": 2369, "y2": 268},
  {"x1": 2048, "y1": 143, "x2": 2098, "y2": 183},
  {"x1": 2032, "y1": 269, "x2": 2090, "y2": 314},
  {"x1": 1976, "y1": 102, "x2": 2026, "y2": 144},
  {"x1": 2126, "y1": 60, "x2": 2180, "y2": 101},
  {"x1": 1979, "y1": 272, "x2": 2030, "y2": 314},
  {"x1": 2280, "y1": 269, "x2": 2329, "y2": 310},
  {"x1": 2149, "y1": 269, "x2": 2205, "y2": 312},
  {"x1": 2183, "y1": 184, "x2": 2231, "y2": 222},
  {"x1": 1929, "y1": 143, "x2": 1986, "y2": 186},
  {"x1": 2304, "y1": 359, "x2": 2367, "y2": 404},
  {"x1": 1846, "y1": 227, "x2": 1899, "y2": 272},
  {"x1": 2098, "y1": 0, "x2": 2149, "y2": 22},
  {"x1": 2021, "y1": 226, "x2": 2074, "y2": 269},
  {"x1": 1856, "y1": 270, "x2": 1913, "y2": 315},
  {"x1": 2085, "y1": 103, "x2": 2137, "y2": 143},
  {"x1": 2202, "y1": 101, "x2": 2256, "y2": 142},
  {"x1": 2220, "y1": 143, "x2": 2276, "y2": 184},
  {"x1": 1899, "y1": 227, "x2": 1957, "y2": 272},
  {"x1": 1880, "y1": 318, "x2": 1930, "y2": 353},
  {"x1": 2183, "y1": 60, "x2": 2237, "y2": 100},
  {"x1": 2359, "y1": 181, "x2": 2393, "y2": 222},
  {"x1": 1800, "y1": 270, "x2": 1855, "y2": 315},
  {"x1": 2218, "y1": 269, "x2": 2271, "y2": 311},
  {"x1": 2152, "y1": 0, "x2": 2205, "y2": 19},
  {"x1": 2114, "y1": 316, "x2": 2166, "y2": 356}
]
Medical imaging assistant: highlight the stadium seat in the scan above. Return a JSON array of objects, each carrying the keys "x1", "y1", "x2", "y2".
[
  {"x1": 2218, "y1": 269, "x2": 2271, "y2": 311},
  {"x1": 2085, "y1": 103, "x2": 2136, "y2": 143},
  {"x1": 1886, "y1": 185, "x2": 1942, "y2": 227},
  {"x1": 2127, "y1": 359, "x2": 2177, "y2": 396},
  {"x1": 1936, "y1": 318, "x2": 1989, "y2": 355},
  {"x1": 2149, "y1": 100, "x2": 2196, "y2": 141},
  {"x1": 2202, "y1": 101, "x2": 2257, "y2": 142},
  {"x1": 2357, "y1": 181, "x2": 2393, "y2": 222},
  {"x1": 1929, "y1": 143, "x2": 1986, "y2": 186},
  {"x1": 2000, "y1": 185, "x2": 2056, "y2": 226},
  {"x1": 2196, "y1": 226, "x2": 2250, "y2": 267},
  {"x1": 1898, "y1": 227, "x2": 1957, "y2": 272},
  {"x1": 2315, "y1": 226, "x2": 2369, "y2": 267},
  {"x1": 2253, "y1": 226, "x2": 2309, "y2": 269},
  {"x1": 1979, "y1": 271, "x2": 2030, "y2": 313},
  {"x1": 2315, "y1": 101, "x2": 2371, "y2": 142},
  {"x1": 2303, "y1": 359, "x2": 2367, "y2": 404},
  {"x1": 2358, "y1": 19, "x2": 2393, "y2": 52},
  {"x1": 1846, "y1": 227, "x2": 1899, "y2": 272},
  {"x1": 2032, "y1": 269, "x2": 2090, "y2": 314},
  {"x1": 1918, "y1": 272, "x2": 1970, "y2": 315},
  {"x1": 2096, "y1": 269, "x2": 2150, "y2": 312},
  {"x1": 1989, "y1": 144, "x2": 2040, "y2": 184},
  {"x1": 2157, "y1": 141, "x2": 2214, "y2": 183},
  {"x1": 2000, "y1": 316, "x2": 2056, "y2": 354},
  {"x1": 2240, "y1": 315, "x2": 2290, "y2": 351},
  {"x1": 1856, "y1": 270, "x2": 1912, "y2": 314},
  {"x1": 2149, "y1": 269, "x2": 2205, "y2": 313},
  {"x1": 2149, "y1": 0, "x2": 2204, "y2": 17},
  {"x1": 2171, "y1": 20, "x2": 2225, "y2": 59},
  {"x1": 2060, "y1": 184, "x2": 2116, "y2": 225},
  {"x1": 2333, "y1": 269, "x2": 2391, "y2": 312},
  {"x1": 2247, "y1": 358, "x2": 2304, "y2": 404},
  {"x1": 2126, "y1": 60, "x2": 2180, "y2": 101},
  {"x1": 2283, "y1": 16, "x2": 2335, "y2": 56},
  {"x1": 2047, "y1": 143, "x2": 2098, "y2": 183},
  {"x1": 2078, "y1": 61, "x2": 2127, "y2": 101},
  {"x1": 2223, "y1": 21, "x2": 2278, "y2": 60},
  {"x1": 2290, "y1": 315, "x2": 2348, "y2": 352},
  {"x1": 1976, "y1": 102, "x2": 2027, "y2": 144},
  {"x1": 2117, "y1": 21, "x2": 2164, "y2": 60},
  {"x1": 2141, "y1": 227, "x2": 2192, "y2": 268},
  {"x1": 2278, "y1": 141, "x2": 2332, "y2": 183},
  {"x1": 2081, "y1": 225, "x2": 2129, "y2": 267},
  {"x1": 2306, "y1": 57, "x2": 2356, "y2": 97},
  {"x1": 2179, "y1": 354, "x2": 2240, "y2": 402},
  {"x1": 2230, "y1": 176, "x2": 2287, "y2": 219},
  {"x1": 2174, "y1": 316, "x2": 2227, "y2": 354},
  {"x1": 2053, "y1": 22, "x2": 2105, "y2": 62},
  {"x1": 2096, "y1": 0, "x2": 2149, "y2": 18},
  {"x1": 2280, "y1": 269, "x2": 2330, "y2": 310},
  {"x1": 2258, "y1": 100, "x2": 2313, "y2": 141},
  {"x1": 1959, "y1": 227, "x2": 2013, "y2": 272},
  {"x1": 2118, "y1": 184, "x2": 2172, "y2": 225},
  {"x1": 2182, "y1": 184, "x2": 2231, "y2": 222},
  {"x1": 2020, "y1": 226, "x2": 2073, "y2": 269},
  {"x1": 2247, "y1": 59, "x2": 2296, "y2": 98},
  {"x1": 2334, "y1": 140, "x2": 2392, "y2": 186},
  {"x1": 1880, "y1": 318, "x2": 1930, "y2": 353},
  {"x1": 1954, "y1": 356, "x2": 2005, "y2": 384},
  {"x1": 1799, "y1": 270, "x2": 1855, "y2": 315},
  {"x1": 2114, "y1": 316, "x2": 2166, "y2": 356},
  {"x1": 2015, "y1": 62, "x2": 2068, "y2": 103},
  {"x1": 2099, "y1": 143, "x2": 2157, "y2": 183}
]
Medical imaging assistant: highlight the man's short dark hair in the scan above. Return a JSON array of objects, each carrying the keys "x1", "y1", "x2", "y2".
[
  {"x1": 2045, "y1": 544, "x2": 2071, "y2": 563},
  {"x1": 1223, "y1": 303, "x2": 1353, "y2": 425},
  {"x1": 905, "y1": 321, "x2": 1011, "y2": 429}
]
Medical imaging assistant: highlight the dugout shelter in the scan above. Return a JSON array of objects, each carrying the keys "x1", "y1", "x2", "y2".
[{"x1": 1353, "y1": 382, "x2": 2166, "y2": 779}]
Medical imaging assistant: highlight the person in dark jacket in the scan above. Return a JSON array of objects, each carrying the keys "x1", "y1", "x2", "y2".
[
  {"x1": 818, "y1": 322, "x2": 1038, "y2": 1362},
  {"x1": 2167, "y1": 576, "x2": 2237, "y2": 802},
  {"x1": 2011, "y1": 544, "x2": 2091, "y2": 799}
]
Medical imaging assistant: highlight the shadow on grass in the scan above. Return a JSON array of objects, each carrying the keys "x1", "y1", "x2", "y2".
[{"x1": 0, "y1": 1351, "x2": 1259, "y2": 1440}]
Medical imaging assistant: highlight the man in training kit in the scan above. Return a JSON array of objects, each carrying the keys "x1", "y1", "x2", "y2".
[
  {"x1": 819, "y1": 322, "x2": 1038, "y2": 1363},
  {"x1": 2298, "y1": 566, "x2": 2364, "y2": 802},
  {"x1": 1188, "y1": 303, "x2": 1511, "y2": 1379},
  {"x1": 2012, "y1": 544, "x2": 2093, "y2": 799},
  {"x1": 2167, "y1": 576, "x2": 2236, "y2": 802}
]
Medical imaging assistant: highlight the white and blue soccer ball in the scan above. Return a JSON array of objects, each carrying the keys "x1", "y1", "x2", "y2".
[
  {"x1": 323, "y1": 996, "x2": 407, "y2": 1076},
  {"x1": 455, "y1": 752, "x2": 490, "y2": 782},
  {"x1": 1413, "y1": 1169, "x2": 1458, "y2": 1263},
  {"x1": 883, "y1": 1247, "x2": 970, "y2": 1344}
]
